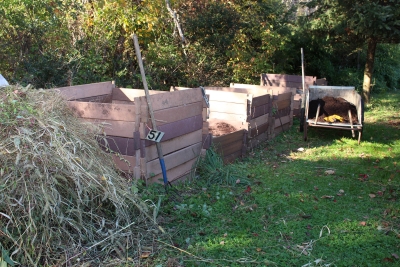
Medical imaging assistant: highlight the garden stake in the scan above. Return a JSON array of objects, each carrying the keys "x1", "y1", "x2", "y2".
[{"x1": 132, "y1": 34, "x2": 170, "y2": 191}]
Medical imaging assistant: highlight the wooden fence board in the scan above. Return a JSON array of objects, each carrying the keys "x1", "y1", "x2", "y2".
[
  {"x1": 57, "y1": 81, "x2": 114, "y2": 100},
  {"x1": 145, "y1": 129, "x2": 202, "y2": 161},
  {"x1": 68, "y1": 101, "x2": 136, "y2": 121},
  {"x1": 143, "y1": 114, "x2": 203, "y2": 145},
  {"x1": 261, "y1": 74, "x2": 316, "y2": 84},
  {"x1": 247, "y1": 132, "x2": 270, "y2": 149},
  {"x1": 276, "y1": 92, "x2": 292, "y2": 102},
  {"x1": 146, "y1": 142, "x2": 202, "y2": 176}
]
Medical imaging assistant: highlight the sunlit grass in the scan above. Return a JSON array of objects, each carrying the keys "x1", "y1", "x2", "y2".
[{"x1": 147, "y1": 92, "x2": 400, "y2": 267}]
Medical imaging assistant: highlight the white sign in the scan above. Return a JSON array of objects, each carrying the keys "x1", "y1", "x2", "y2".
[
  {"x1": 145, "y1": 129, "x2": 165, "y2": 142},
  {"x1": 0, "y1": 74, "x2": 9, "y2": 87}
]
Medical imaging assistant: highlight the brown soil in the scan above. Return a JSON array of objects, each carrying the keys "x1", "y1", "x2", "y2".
[
  {"x1": 209, "y1": 122, "x2": 237, "y2": 136},
  {"x1": 309, "y1": 96, "x2": 359, "y2": 123}
]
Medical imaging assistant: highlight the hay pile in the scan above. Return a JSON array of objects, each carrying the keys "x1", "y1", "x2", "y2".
[{"x1": 0, "y1": 85, "x2": 159, "y2": 266}]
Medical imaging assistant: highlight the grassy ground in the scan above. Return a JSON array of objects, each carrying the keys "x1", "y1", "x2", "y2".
[{"x1": 143, "y1": 92, "x2": 400, "y2": 267}]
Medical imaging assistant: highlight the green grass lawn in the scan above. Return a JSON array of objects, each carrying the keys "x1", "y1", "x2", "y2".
[{"x1": 143, "y1": 92, "x2": 400, "y2": 267}]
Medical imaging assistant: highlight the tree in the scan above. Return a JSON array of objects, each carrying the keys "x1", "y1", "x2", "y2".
[{"x1": 306, "y1": 0, "x2": 400, "y2": 102}]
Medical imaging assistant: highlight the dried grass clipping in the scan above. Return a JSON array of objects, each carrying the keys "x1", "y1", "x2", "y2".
[{"x1": 0, "y1": 85, "x2": 159, "y2": 266}]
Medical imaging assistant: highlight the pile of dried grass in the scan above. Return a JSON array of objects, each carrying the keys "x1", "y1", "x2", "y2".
[{"x1": 0, "y1": 85, "x2": 160, "y2": 266}]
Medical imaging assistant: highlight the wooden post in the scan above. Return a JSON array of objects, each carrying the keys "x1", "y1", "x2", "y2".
[{"x1": 132, "y1": 34, "x2": 169, "y2": 186}]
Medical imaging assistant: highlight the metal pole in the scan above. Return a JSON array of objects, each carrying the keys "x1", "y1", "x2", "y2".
[{"x1": 132, "y1": 34, "x2": 169, "y2": 186}]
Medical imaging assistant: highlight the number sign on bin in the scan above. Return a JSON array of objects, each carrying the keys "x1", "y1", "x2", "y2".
[{"x1": 145, "y1": 130, "x2": 165, "y2": 143}]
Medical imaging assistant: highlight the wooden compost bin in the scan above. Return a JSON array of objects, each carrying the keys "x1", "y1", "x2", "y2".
[
  {"x1": 171, "y1": 86, "x2": 273, "y2": 163},
  {"x1": 230, "y1": 84, "x2": 295, "y2": 136},
  {"x1": 260, "y1": 74, "x2": 327, "y2": 117},
  {"x1": 57, "y1": 81, "x2": 205, "y2": 183}
]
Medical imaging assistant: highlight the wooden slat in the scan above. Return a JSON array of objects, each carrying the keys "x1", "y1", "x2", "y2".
[
  {"x1": 207, "y1": 90, "x2": 250, "y2": 104},
  {"x1": 73, "y1": 94, "x2": 113, "y2": 103},
  {"x1": 222, "y1": 150, "x2": 243, "y2": 164},
  {"x1": 274, "y1": 115, "x2": 291, "y2": 128},
  {"x1": 145, "y1": 129, "x2": 202, "y2": 161},
  {"x1": 215, "y1": 138, "x2": 243, "y2": 157},
  {"x1": 250, "y1": 103, "x2": 271, "y2": 119},
  {"x1": 212, "y1": 129, "x2": 245, "y2": 147},
  {"x1": 112, "y1": 88, "x2": 166, "y2": 102},
  {"x1": 247, "y1": 132, "x2": 270, "y2": 149},
  {"x1": 83, "y1": 118, "x2": 135, "y2": 138},
  {"x1": 251, "y1": 94, "x2": 271, "y2": 107},
  {"x1": 261, "y1": 74, "x2": 316, "y2": 84},
  {"x1": 57, "y1": 81, "x2": 114, "y2": 100},
  {"x1": 275, "y1": 99, "x2": 291, "y2": 110},
  {"x1": 275, "y1": 122, "x2": 291, "y2": 135},
  {"x1": 276, "y1": 92, "x2": 292, "y2": 102},
  {"x1": 249, "y1": 121, "x2": 271, "y2": 138},
  {"x1": 202, "y1": 133, "x2": 212, "y2": 149},
  {"x1": 208, "y1": 119, "x2": 247, "y2": 133},
  {"x1": 112, "y1": 100, "x2": 135, "y2": 105},
  {"x1": 97, "y1": 135, "x2": 136, "y2": 156},
  {"x1": 142, "y1": 88, "x2": 203, "y2": 112},
  {"x1": 249, "y1": 113, "x2": 270, "y2": 128},
  {"x1": 142, "y1": 101, "x2": 203, "y2": 127},
  {"x1": 68, "y1": 101, "x2": 136, "y2": 121},
  {"x1": 142, "y1": 114, "x2": 203, "y2": 145},
  {"x1": 209, "y1": 101, "x2": 247, "y2": 115},
  {"x1": 208, "y1": 112, "x2": 247, "y2": 123},
  {"x1": 147, "y1": 157, "x2": 198, "y2": 184},
  {"x1": 146, "y1": 142, "x2": 202, "y2": 176},
  {"x1": 112, "y1": 154, "x2": 137, "y2": 172}
]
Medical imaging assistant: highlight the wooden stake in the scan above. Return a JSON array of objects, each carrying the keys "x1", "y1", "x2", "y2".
[{"x1": 132, "y1": 34, "x2": 169, "y2": 186}]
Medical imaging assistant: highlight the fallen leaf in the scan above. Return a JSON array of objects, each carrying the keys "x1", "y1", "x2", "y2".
[
  {"x1": 321, "y1": 195, "x2": 334, "y2": 199},
  {"x1": 236, "y1": 179, "x2": 241, "y2": 184},
  {"x1": 325, "y1": 170, "x2": 335, "y2": 175},
  {"x1": 339, "y1": 189, "x2": 345, "y2": 194},
  {"x1": 256, "y1": 248, "x2": 262, "y2": 252},
  {"x1": 392, "y1": 253, "x2": 399, "y2": 259},
  {"x1": 223, "y1": 233, "x2": 228, "y2": 237},
  {"x1": 140, "y1": 252, "x2": 151, "y2": 258},
  {"x1": 314, "y1": 186, "x2": 319, "y2": 190},
  {"x1": 220, "y1": 241, "x2": 225, "y2": 245},
  {"x1": 383, "y1": 257, "x2": 394, "y2": 262},
  {"x1": 359, "y1": 221, "x2": 366, "y2": 226},
  {"x1": 369, "y1": 194, "x2": 376, "y2": 198},
  {"x1": 252, "y1": 233, "x2": 259, "y2": 237},
  {"x1": 244, "y1": 185, "x2": 252, "y2": 194}
]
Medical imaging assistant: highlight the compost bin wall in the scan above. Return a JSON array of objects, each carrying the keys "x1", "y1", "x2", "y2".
[
  {"x1": 171, "y1": 86, "x2": 275, "y2": 163},
  {"x1": 258, "y1": 74, "x2": 327, "y2": 117},
  {"x1": 57, "y1": 82, "x2": 204, "y2": 183},
  {"x1": 229, "y1": 84, "x2": 295, "y2": 137}
]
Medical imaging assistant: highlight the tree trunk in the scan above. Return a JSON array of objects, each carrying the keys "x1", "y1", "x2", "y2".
[{"x1": 362, "y1": 38, "x2": 377, "y2": 103}]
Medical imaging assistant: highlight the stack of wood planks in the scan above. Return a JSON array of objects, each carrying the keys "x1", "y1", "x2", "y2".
[{"x1": 57, "y1": 81, "x2": 205, "y2": 184}]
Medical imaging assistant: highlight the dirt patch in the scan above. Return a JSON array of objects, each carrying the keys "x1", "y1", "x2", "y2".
[
  {"x1": 309, "y1": 96, "x2": 359, "y2": 123},
  {"x1": 209, "y1": 122, "x2": 237, "y2": 136}
]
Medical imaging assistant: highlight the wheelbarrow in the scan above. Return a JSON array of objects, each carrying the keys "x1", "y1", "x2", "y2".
[{"x1": 301, "y1": 86, "x2": 364, "y2": 144}]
